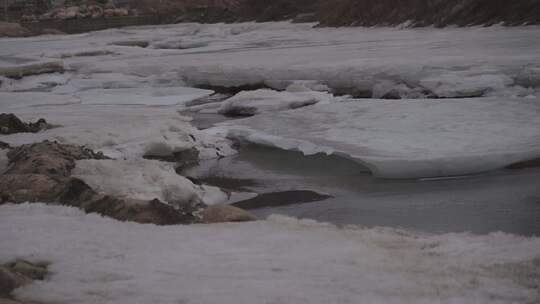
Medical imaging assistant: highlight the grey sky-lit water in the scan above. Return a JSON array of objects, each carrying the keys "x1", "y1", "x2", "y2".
[{"x1": 186, "y1": 143, "x2": 540, "y2": 236}]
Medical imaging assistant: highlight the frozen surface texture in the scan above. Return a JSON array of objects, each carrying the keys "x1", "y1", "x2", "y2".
[
  {"x1": 0, "y1": 92, "x2": 233, "y2": 161},
  {"x1": 218, "y1": 87, "x2": 334, "y2": 116},
  {"x1": 1, "y1": 203, "x2": 539, "y2": 304},
  {"x1": 1, "y1": 23, "x2": 539, "y2": 98},
  {"x1": 213, "y1": 97, "x2": 540, "y2": 178}
]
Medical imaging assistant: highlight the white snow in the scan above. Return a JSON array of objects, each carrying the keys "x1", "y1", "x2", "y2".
[
  {"x1": 0, "y1": 22, "x2": 539, "y2": 303},
  {"x1": 2, "y1": 23, "x2": 539, "y2": 98},
  {"x1": 72, "y1": 159, "x2": 199, "y2": 204},
  {"x1": 76, "y1": 87, "x2": 213, "y2": 106},
  {"x1": 218, "y1": 87, "x2": 334, "y2": 115},
  {"x1": 211, "y1": 97, "x2": 540, "y2": 178},
  {"x1": 0, "y1": 203, "x2": 539, "y2": 304},
  {"x1": 0, "y1": 92, "x2": 234, "y2": 161},
  {"x1": 72, "y1": 159, "x2": 230, "y2": 206}
]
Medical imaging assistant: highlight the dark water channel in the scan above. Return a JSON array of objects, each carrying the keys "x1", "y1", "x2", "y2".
[{"x1": 186, "y1": 113, "x2": 540, "y2": 236}]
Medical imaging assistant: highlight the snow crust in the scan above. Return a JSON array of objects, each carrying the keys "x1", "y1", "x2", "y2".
[
  {"x1": 1, "y1": 203, "x2": 539, "y2": 304},
  {"x1": 72, "y1": 159, "x2": 229, "y2": 206},
  {"x1": 72, "y1": 159, "x2": 198, "y2": 202},
  {"x1": 76, "y1": 87, "x2": 213, "y2": 106},
  {"x1": 212, "y1": 97, "x2": 540, "y2": 178},
  {"x1": 2, "y1": 23, "x2": 539, "y2": 98},
  {"x1": 218, "y1": 87, "x2": 334, "y2": 115},
  {"x1": 0, "y1": 92, "x2": 234, "y2": 161}
]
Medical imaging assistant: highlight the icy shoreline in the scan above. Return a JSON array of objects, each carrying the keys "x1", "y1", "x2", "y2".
[
  {"x1": 1, "y1": 22, "x2": 540, "y2": 303},
  {"x1": 211, "y1": 97, "x2": 540, "y2": 178}
]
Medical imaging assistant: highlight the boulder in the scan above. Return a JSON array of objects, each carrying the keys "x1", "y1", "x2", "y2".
[
  {"x1": 201, "y1": 204, "x2": 257, "y2": 224},
  {"x1": 0, "y1": 141, "x2": 205, "y2": 225},
  {"x1": 143, "y1": 146, "x2": 199, "y2": 169},
  {"x1": 40, "y1": 28, "x2": 65, "y2": 35},
  {"x1": 507, "y1": 158, "x2": 540, "y2": 169},
  {"x1": 114, "y1": 8, "x2": 129, "y2": 17},
  {"x1": 0, "y1": 260, "x2": 47, "y2": 299},
  {"x1": 0, "y1": 23, "x2": 30, "y2": 38},
  {"x1": 6, "y1": 261, "x2": 47, "y2": 281},
  {"x1": 3, "y1": 114, "x2": 49, "y2": 135},
  {"x1": 110, "y1": 40, "x2": 150, "y2": 48},
  {"x1": 0, "y1": 174, "x2": 65, "y2": 203},
  {"x1": 0, "y1": 266, "x2": 28, "y2": 298},
  {"x1": 0, "y1": 61, "x2": 64, "y2": 79},
  {"x1": 88, "y1": 5, "x2": 104, "y2": 18},
  {"x1": 58, "y1": 178, "x2": 202, "y2": 225},
  {"x1": 0, "y1": 114, "x2": 29, "y2": 135},
  {"x1": 6, "y1": 141, "x2": 108, "y2": 177},
  {"x1": 103, "y1": 8, "x2": 115, "y2": 18}
]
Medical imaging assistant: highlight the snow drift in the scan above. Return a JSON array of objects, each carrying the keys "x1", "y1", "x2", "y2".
[{"x1": 1, "y1": 203, "x2": 539, "y2": 304}]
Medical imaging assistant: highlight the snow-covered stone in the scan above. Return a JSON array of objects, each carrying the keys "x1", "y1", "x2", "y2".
[
  {"x1": 0, "y1": 92, "x2": 234, "y2": 161},
  {"x1": 72, "y1": 159, "x2": 202, "y2": 206},
  {"x1": 218, "y1": 88, "x2": 334, "y2": 116}
]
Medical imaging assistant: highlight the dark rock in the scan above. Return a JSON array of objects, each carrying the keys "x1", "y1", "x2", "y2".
[
  {"x1": 0, "y1": 260, "x2": 46, "y2": 298},
  {"x1": 110, "y1": 40, "x2": 150, "y2": 48},
  {"x1": 0, "y1": 22, "x2": 31, "y2": 38},
  {"x1": 0, "y1": 142, "x2": 10, "y2": 150},
  {"x1": 144, "y1": 147, "x2": 199, "y2": 169},
  {"x1": 381, "y1": 89, "x2": 403, "y2": 100},
  {"x1": 193, "y1": 176, "x2": 259, "y2": 192},
  {"x1": 6, "y1": 140, "x2": 108, "y2": 177},
  {"x1": 507, "y1": 158, "x2": 540, "y2": 170},
  {"x1": 0, "y1": 61, "x2": 65, "y2": 79},
  {"x1": 0, "y1": 114, "x2": 53, "y2": 135},
  {"x1": 6, "y1": 261, "x2": 47, "y2": 281},
  {"x1": 232, "y1": 190, "x2": 332, "y2": 210},
  {"x1": 57, "y1": 178, "x2": 202, "y2": 225},
  {"x1": 0, "y1": 174, "x2": 65, "y2": 203},
  {"x1": 201, "y1": 204, "x2": 257, "y2": 224},
  {"x1": 0, "y1": 114, "x2": 30, "y2": 135},
  {"x1": 185, "y1": 93, "x2": 231, "y2": 107},
  {"x1": 194, "y1": 83, "x2": 270, "y2": 95},
  {"x1": 1, "y1": 140, "x2": 206, "y2": 225}
]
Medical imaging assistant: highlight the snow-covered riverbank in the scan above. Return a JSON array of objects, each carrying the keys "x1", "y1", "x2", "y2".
[
  {"x1": 1, "y1": 22, "x2": 539, "y2": 303},
  {"x1": 1, "y1": 203, "x2": 540, "y2": 304}
]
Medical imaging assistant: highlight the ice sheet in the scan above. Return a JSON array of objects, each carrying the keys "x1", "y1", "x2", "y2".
[{"x1": 211, "y1": 97, "x2": 540, "y2": 178}]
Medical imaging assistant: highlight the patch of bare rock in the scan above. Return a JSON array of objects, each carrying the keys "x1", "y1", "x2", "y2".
[
  {"x1": 0, "y1": 22, "x2": 31, "y2": 38},
  {"x1": 202, "y1": 204, "x2": 258, "y2": 224},
  {"x1": 0, "y1": 140, "x2": 255, "y2": 225},
  {"x1": 0, "y1": 260, "x2": 47, "y2": 304},
  {"x1": 0, "y1": 114, "x2": 53, "y2": 135},
  {"x1": 0, "y1": 62, "x2": 65, "y2": 79}
]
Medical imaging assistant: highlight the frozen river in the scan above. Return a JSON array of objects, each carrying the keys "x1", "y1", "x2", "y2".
[{"x1": 1, "y1": 22, "x2": 540, "y2": 304}]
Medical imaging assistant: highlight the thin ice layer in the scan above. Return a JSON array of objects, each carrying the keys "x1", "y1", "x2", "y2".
[{"x1": 211, "y1": 97, "x2": 540, "y2": 178}]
